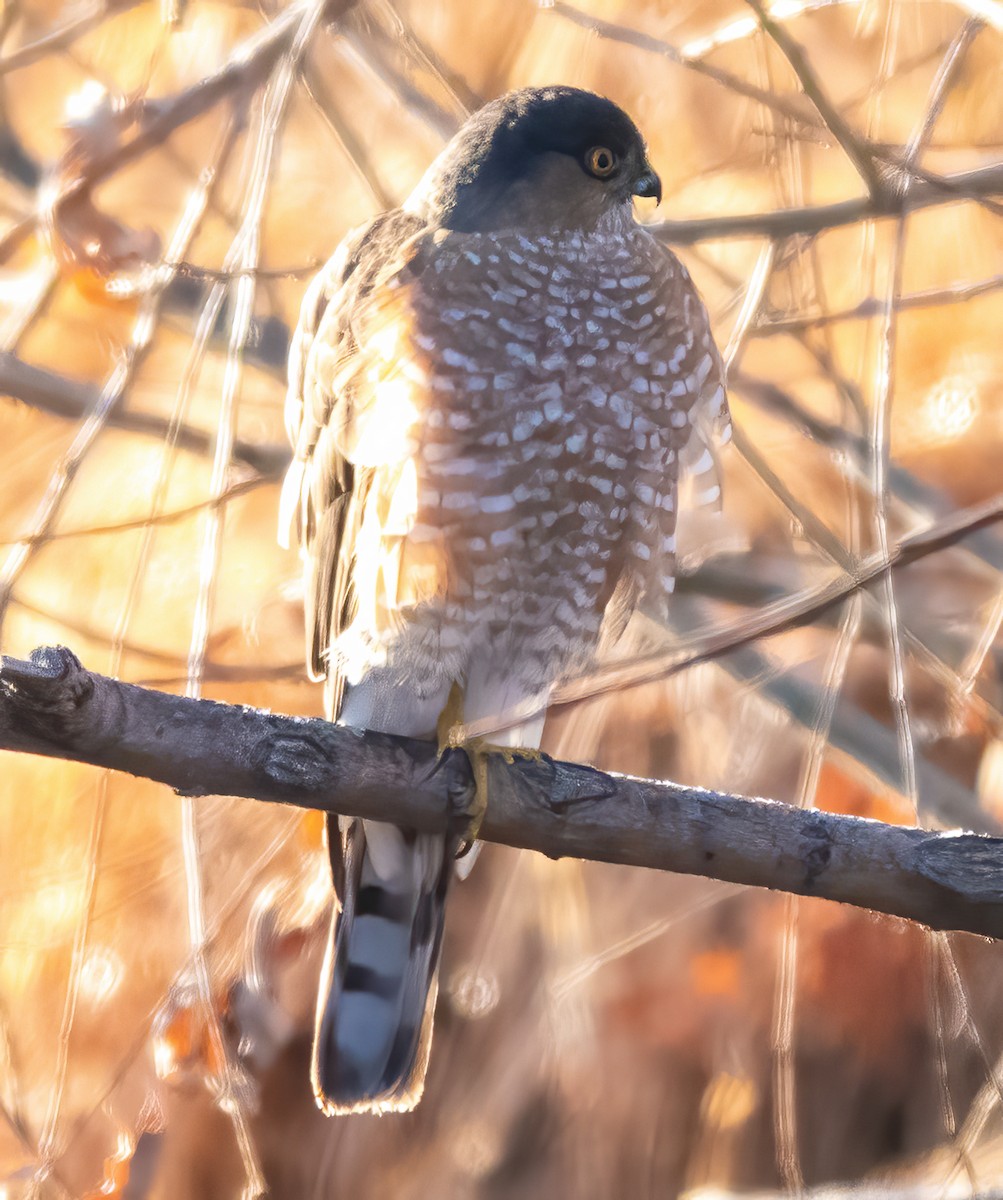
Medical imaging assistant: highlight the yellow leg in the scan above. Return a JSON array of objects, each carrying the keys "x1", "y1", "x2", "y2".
[{"x1": 434, "y1": 683, "x2": 545, "y2": 849}]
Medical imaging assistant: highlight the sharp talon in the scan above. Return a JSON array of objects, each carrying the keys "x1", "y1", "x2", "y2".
[
  {"x1": 451, "y1": 741, "x2": 548, "y2": 854},
  {"x1": 460, "y1": 737, "x2": 489, "y2": 848},
  {"x1": 433, "y1": 683, "x2": 547, "y2": 856}
]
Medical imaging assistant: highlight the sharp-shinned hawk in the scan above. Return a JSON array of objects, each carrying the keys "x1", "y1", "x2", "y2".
[{"x1": 281, "y1": 85, "x2": 729, "y2": 1114}]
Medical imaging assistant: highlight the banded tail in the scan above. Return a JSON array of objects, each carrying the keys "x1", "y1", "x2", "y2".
[
  {"x1": 311, "y1": 671, "x2": 544, "y2": 1114},
  {"x1": 312, "y1": 815, "x2": 452, "y2": 1114}
]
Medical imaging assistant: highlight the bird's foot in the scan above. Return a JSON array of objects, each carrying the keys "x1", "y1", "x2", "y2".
[
  {"x1": 434, "y1": 683, "x2": 546, "y2": 856},
  {"x1": 451, "y1": 739, "x2": 546, "y2": 855}
]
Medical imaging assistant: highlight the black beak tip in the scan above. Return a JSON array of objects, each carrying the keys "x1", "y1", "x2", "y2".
[{"x1": 633, "y1": 168, "x2": 662, "y2": 205}]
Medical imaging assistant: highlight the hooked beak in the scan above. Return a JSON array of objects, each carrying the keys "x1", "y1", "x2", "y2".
[{"x1": 632, "y1": 165, "x2": 662, "y2": 205}]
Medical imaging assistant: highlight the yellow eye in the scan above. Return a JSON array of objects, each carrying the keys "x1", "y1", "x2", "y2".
[{"x1": 585, "y1": 146, "x2": 618, "y2": 178}]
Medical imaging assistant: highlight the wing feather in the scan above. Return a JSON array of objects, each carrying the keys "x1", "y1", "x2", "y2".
[{"x1": 282, "y1": 210, "x2": 427, "y2": 702}]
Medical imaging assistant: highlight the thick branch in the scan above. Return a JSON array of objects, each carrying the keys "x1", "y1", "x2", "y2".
[{"x1": 3, "y1": 646, "x2": 1003, "y2": 941}]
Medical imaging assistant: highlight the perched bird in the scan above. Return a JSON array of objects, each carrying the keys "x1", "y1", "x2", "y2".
[{"x1": 280, "y1": 85, "x2": 729, "y2": 1114}]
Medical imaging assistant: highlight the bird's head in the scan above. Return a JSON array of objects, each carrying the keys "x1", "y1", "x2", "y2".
[{"x1": 407, "y1": 86, "x2": 661, "y2": 234}]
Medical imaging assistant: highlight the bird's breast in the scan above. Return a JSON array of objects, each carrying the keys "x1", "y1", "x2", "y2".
[{"x1": 404, "y1": 226, "x2": 681, "y2": 549}]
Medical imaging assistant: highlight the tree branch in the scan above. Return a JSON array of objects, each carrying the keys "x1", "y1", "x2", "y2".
[
  {"x1": 745, "y1": 0, "x2": 885, "y2": 199},
  {"x1": 651, "y1": 159, "x2": 1003, "y2": 245},
  {"x1": 0, "y1": 352, "x2": 289, "y2": 477},
  {"x1": 0, "y1": 0, "x2": 360, "y2": 265},
  {"x1": 3, "y1": 645, "x2": 1003, "y2": 941}
]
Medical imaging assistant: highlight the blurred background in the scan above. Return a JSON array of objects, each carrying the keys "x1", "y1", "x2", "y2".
[{"x1": 1, "y1": 0, "x2": 1003, "y2": 1196}]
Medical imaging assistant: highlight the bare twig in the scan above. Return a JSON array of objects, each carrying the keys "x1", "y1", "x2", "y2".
[
  {"x1": 0, "y1": 0, "x2": 359, "y2": 265},
  {"x1": 730, "y1": 372, "x2": 1003, "y2": 574},
  {"x1": 341, "y1": 22, "x2": 461, "y2": 140},
  {"x1": 480, "y1": 494, "x2": 1003, "y2": 732},
  {"x1": 550, "y1": 2, "x2": 820, "y2": 132},
  {"x1": 745, "y1": 0, "x2": 884, "y2": 198},
  {"x1": 298, "y1": 61, "x2": 395, "y2": 209},
  {"x1": 0, "y1": 475, "x2": 271, "y2": 549},
  {"x1": 161, "y1": 258, "x2": 323, "y2": 282},
  {"x1": 651, "y1": 159, "x2": 1003, "y2": 244},
  {"x1": 374, "y1": 0, "x2": 479, "y2": 117},
  {"x1": 10, "y1": 597, "x2": 301, "y2": 688},
  {"x1": 0, "y1": 352, "x2": 290, "y2": 476},
  {"x1": 0, "y1": 0, "x2": 142, "y2": 76},
  {"x1": 4, "y1": 645, "x2": 1003, "y2": 941},
  {"x1": 751, "y1": 272, "x2": 1003, "y2": 334},
  {"x1": 902, "y1": 18, "x2": 983, "y2": 170}
]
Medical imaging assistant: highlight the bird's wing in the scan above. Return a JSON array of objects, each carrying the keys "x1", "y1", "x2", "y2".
[
  {"x1": 284, "y1": 213, "x2": 462, "y2": 1113},
  {"x1": 651, "y1": 238, "x2": 731, "y2": 513},
  {"x1": 281, "y1": 209, "x2": 428, "y2": 703},
  {"x1": 652, "y1": 238, "x2": 729, "y2": 511},
  {"x1": 596, "y1": 234, "x2": 733, "y2": 640}
]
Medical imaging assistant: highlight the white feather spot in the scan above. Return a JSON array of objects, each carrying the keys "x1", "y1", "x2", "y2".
[
  {"x1": 437, "y1": 456, "x2": 481, "y2": 477},
  {"x1": 691, "y1": 447, "x2": 713, "y2": 474},
  {"x1": 506, "y1": 343, "x2": 537, "y2": 367},
  {"x1": 442, "y1": 491, "x2": 477, "y2": 510},
  {"x1": 442, "y1": 347, "x2": 475, "y2": 370},
  {"x1": 695, "y1": 354, "x2": 715, "y2": 385}
]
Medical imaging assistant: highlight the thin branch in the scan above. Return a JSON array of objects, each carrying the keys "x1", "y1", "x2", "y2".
[
  {"x1": 488, "y1": 494, "x2": 1003, "y2": 732},
  {"x1": 651, "y1": 159, "x2": 1003, "y2": 244},
  {"x1": 298, "y1": 61, "x2": 395, "y2": 209},
  {"x1": 161, "y1": 258, "x2": 323, "y2": 282},
  {"x1": 0, "y1": 0, "x2": 359, "y2": 264},
  {"x1": 10, "y1": 596, "x2": 300, "y2": 682},
  {"x1": 549, "y1": 2, "x2": 821, "y2": 133},
  {"x1": 380, "y1": 0, "x2": 483, "y2": 114},
  {"x1": 0, "y1": 352, "x2": 290, "y2": 477},
  {"x1": 745, "y1": 0, "x2": 885, "y2": 199},
  {"x1": 0, "y1": 475, "x2": 271, "y2": 548},
  {"x1": 0, "y1": 0, "x2": 142, "y2": 76},
  {"x1": 731, "y1": 373, "x2": 1003, "y2": 574},
  {"x1": 902, "y1": 17, "x2": 983, "y2": 169},
  {"x1": 4, "y1": 645, "x2": 1003, "y2": 941},
  {"x1": 751, "y1": 272, "x2": 1003, "y2": 334},
  {"x1": 341, "y1": 22, "x2": 461, "y2": 140}
]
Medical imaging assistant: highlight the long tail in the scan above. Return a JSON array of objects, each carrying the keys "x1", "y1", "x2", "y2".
[{"x1": 311, "y1": 815, "x2": 452, "y2": 1114}]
